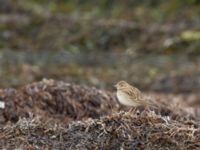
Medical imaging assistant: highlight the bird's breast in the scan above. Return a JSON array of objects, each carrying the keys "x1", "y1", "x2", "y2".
[{"x1": 116, "y1": 91, "x2": 140, "y2": 107}]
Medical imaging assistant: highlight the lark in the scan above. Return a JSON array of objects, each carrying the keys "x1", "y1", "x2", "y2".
[{"x1": 115, "y1": 81, "x2": 153, "y2": 109}]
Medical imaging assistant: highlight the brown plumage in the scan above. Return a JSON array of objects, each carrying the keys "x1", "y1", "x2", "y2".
[{"x1": 115, "y1": 81, "x2": 151, "y2": 107}]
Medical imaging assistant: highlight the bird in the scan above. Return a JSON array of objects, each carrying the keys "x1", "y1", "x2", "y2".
[{"x1": 115, "y1": 81, "x2": 152, "y2": 108}]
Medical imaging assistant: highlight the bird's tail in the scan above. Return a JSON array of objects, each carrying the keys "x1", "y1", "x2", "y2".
[{"x1": 142, "y1": 96, "x2": 158, "y2": 109}]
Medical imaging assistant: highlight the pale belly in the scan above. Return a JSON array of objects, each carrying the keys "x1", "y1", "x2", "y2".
[{"x1": 116, "y1": 91, "x2": 140, "y2": 107}]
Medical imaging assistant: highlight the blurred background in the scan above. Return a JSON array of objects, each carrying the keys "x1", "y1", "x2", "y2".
[{"x1": 0, "y1": 0, "x2": 200, "y2": 93}]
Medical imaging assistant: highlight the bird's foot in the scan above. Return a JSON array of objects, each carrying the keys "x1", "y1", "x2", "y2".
[{"x1": 128, "y1": 107, "x2": 141, "y2": 115}]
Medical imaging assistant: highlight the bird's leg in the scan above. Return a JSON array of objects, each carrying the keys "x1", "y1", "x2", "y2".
[
  {"x1": 129, "y1": 107, "x2": 137, "y2": 113},
  {"x1": 142, "y1": 105, "x2": 150, "y2": 113},
  {"x1": 146, "y1": 106, "x2": 151, "y2": 112}
]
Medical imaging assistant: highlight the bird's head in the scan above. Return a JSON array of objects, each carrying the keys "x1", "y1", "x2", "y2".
[{"x1": 114, "y1": 80, "x2": 129, "y2": 90}]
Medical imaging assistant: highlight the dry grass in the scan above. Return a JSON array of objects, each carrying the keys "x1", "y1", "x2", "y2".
[
  {"x1": 0, "y1": 111, "x2": 199, "y2": 149},
  {"x1": 0, "y1": 79, "x2": 199, "y2": 149}
]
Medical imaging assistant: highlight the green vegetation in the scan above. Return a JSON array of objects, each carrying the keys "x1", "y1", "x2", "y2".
[{"x1": 0, "y1": 0, "x2": 199, "y2": 88}]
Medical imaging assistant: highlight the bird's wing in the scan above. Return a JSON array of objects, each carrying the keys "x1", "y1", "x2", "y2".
[
  {"x1": 131, "y1": 86, "x2": 143, "y2": 99},
  {"x1": 122, "y1": 87, "x2": 139, "y2": 101}
]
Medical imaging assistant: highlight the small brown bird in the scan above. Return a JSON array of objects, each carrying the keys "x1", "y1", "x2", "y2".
[{"x1": 115, "y1": 81, "x2": 151, "y2": 108}]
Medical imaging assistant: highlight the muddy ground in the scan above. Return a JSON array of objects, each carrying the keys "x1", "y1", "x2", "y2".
[{"x1": 0, "y1": 79, "x2": 200, "y2": 149}]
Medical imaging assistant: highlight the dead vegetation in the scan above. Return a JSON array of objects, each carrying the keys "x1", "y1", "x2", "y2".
[
  {"x1": 0, "y1": 79, "x2": 119, "y2": 124},
  {"x1": 0, "y1": 111, "x2": 199, "y2": 149},
  {"x1": 0, "y1": 79, "x2": 199, "y2": 149}
]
